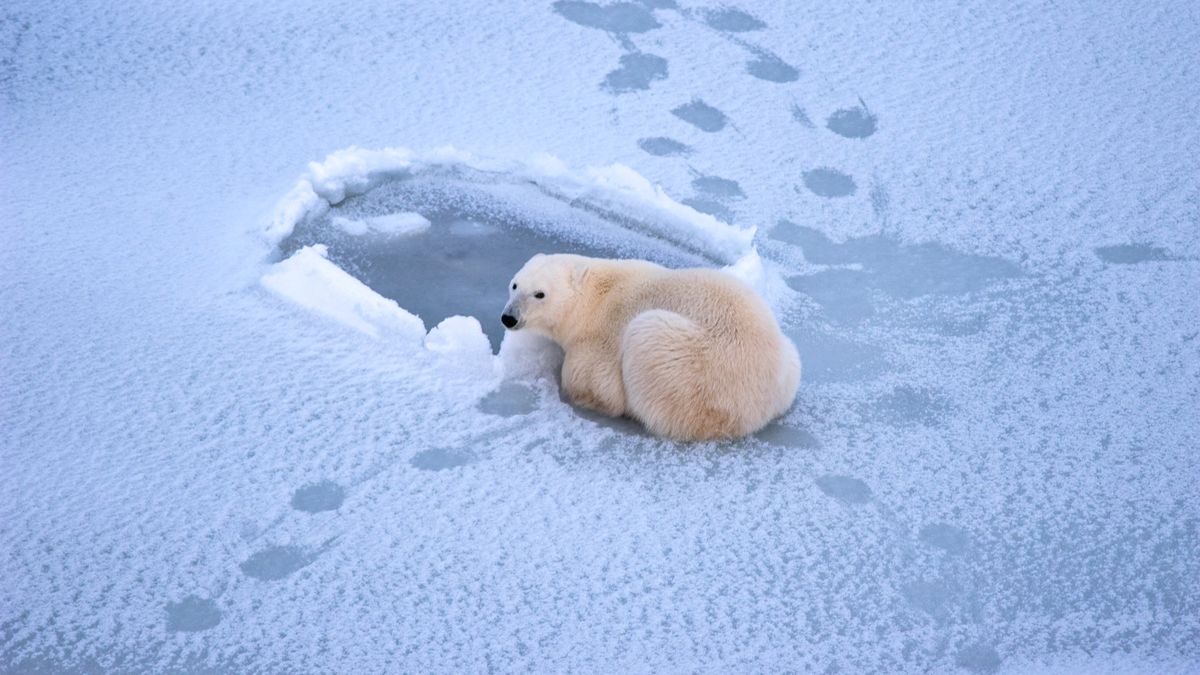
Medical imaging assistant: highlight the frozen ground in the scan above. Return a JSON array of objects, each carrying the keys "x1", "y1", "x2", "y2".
[{"x1": 1, "y1": 1, "x2": 1198, "y2": 673}]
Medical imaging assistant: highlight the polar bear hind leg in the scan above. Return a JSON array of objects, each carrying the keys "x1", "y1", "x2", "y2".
[{"x1": 620, "y1": 309, "x2": 744, "y2": 441}]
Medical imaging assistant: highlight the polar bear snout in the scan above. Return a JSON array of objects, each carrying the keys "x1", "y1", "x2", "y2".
[{"x1": 501, "y1": 299, "x2": 523, "y2": 329}]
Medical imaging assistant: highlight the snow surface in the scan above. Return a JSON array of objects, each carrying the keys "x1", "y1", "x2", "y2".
[{"x1": 2, "y1": 0, "x2": 1199, "y2": 673}]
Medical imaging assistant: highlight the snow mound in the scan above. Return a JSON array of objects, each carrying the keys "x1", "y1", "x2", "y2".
[
  {"x1": 260, "y1": 244, "x2": 425, "y2": 343},
  {"x1": 332, "y1": 212, "x2": 431, "y2": 237}
]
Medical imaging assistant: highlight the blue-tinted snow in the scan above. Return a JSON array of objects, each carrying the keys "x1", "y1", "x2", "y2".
[{"x1": 2, "y1": 1, "x2": 1199, "y2": 673}]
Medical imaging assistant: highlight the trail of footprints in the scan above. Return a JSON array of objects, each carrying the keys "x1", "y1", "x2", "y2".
[
  {"x1": 165, "y1": 387, "x2": 988, "y2": 672},
  {"x1": 162, "y1": 384, "x2": 544, "y2": 633},
  {"x1": 549, "y1": 4, "x2": 997, "y2": 668},
  {"x1": 166, "y1": 9, "x2": 987, "y2": 662},
  {"x1": 553, "y1": 0, "x2": 876, "y2": 214},
  {"x1": 164, "y1": 480, "x2": 349, "y2": 633}
]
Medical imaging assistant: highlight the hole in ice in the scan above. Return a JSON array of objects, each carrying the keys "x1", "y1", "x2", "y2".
[
  {"x1": 701, "y1": 7, "x2": 767, "y2": 32},
  {"x1": 746, "y1": 49, "x2": 798, "y2": 83},
  {"x1": 671, "y1": 99, "x2": 728, "y2": 132},
  {"x1": 552, "y1": 1, "x2": 662, "y2": 33},
  {"x1": 955, "y1": 643, "x2": 1002, "y2": 674},
  {"x1": 815, "y1": 474, "x2": 872, "y2": 503},
  {"x1": 603, "y1": 52, "x2": 668, "y2": 94},
  {"x1": 239, "y1": 545, "x2": 313, "y2": 581},
  {"x1": 478, "y1": 382, "x2": 538, "y2": 417},
  {"x1": 826, "y1": 105, "x2": 877, "y2": 139},
  {"x1": 278, "y1": 169, "x2": 714, "y2": 352},
  {"x1": 165, "y1": 596, "x2": 222, "y2": 632},
  {"x1": 637, "y1": 136, "x2": 692, "y2": 157},
  {"x1": 801, "y1": 168, "x2": 857, "y2": 198},
  {"x1": 290, "y1": 480, "x2": 345, "y2": 513},
  {"x1": 410, "y1": 447, "x2": 478, "y2": 471},
  {"x1": 918, "y1": 523, "x2": 970, "y2": 554}
]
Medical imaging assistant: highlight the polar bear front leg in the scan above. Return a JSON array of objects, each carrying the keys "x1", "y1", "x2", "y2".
[{"x1": 561, "y1": 347, "x2": 626, "y2": 417}]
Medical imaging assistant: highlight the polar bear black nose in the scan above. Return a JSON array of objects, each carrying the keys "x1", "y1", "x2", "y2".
[{"x1": 501, "y1": 314, "x2": 517, "y2": 329}]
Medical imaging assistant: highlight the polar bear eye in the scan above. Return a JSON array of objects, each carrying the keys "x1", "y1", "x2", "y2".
[
  {"x1": 511, "y1": 283, "x2": 517, "y2": 290},
  {"x1": 534, "y1": 291, "x2": 545, "y2": 299}
]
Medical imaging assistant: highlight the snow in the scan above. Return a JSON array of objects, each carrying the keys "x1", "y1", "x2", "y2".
[
  {"x1": 425, "y1": 315, "x2": 494, "y2": 374},
  {"x1": 260, "y1": 244, "x2": 426, "y2": 342},
  {"x1": 2, "y1": 0, "x2": 1199, "y2": 673},
  {"x1": 333, "y1": 212, "x2": 431, "y2": 237}
]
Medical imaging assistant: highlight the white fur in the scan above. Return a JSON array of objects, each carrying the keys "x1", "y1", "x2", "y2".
[{"x1": 502, "y1": 254, "x2": 800, "y2": 441}]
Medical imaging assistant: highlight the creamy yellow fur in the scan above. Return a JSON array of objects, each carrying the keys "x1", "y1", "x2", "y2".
[{"x1": 502, "y1": 254, "x2": 801, "y2": 441}]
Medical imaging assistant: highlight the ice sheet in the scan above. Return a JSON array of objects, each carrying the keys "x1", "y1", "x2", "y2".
[{"x1": 1, "y1": 0, "x2": 1197, "y2": 673}]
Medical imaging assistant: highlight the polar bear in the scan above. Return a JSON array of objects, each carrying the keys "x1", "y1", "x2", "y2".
[{"x1": 501, "y1": 253, "x2": 801, "y2": 441}]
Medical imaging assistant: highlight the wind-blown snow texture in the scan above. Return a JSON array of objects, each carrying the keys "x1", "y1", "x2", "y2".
[{"x1": 2, "y1": 1, "x2": 1198, "y2": 673}]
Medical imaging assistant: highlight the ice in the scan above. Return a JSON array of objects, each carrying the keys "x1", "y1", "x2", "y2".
[
  {"x1": 332, "y1": 211, "x2": 431, "y2": 237},
  {"x1": 754, "y1": 421, "x2": 820, "y2": 449},
  {"x1": 670, "y1": 98, "x2": 729, "y2": 132},
  {"x1": 477, "y1": 382, "x2": 539, "y2": 417},
  {"x1": 801, "y1": 167, "x2": 858, "y2": 197},
  {"x1": 701, "y1": 7, "x2": 767, "y2": 33},
  {"x1": 918, "y1": 523, "x2": 972, "y2": 554},
  {"x1": 408, "y1": 447, "x2": 479, "y2": 472},
  {"x1": 2, "y1": 0, "x2": 1198, "y2": 672},
  {"x1": 239, "y1": 545, "x2": 316, "y2": 581},
  {"x1": 1094, "y1": 244, "x2": 1178, "y2": 265},
  {"x1": 744, "y1": 48, "x2": 799, "y2": 83},
  {"x1": 814, "y1": 474, "x2": 873, "y2": 504},
  {"x1": 825, "y1": 103, "x2": 878, "y2": 139},
  {"x1": 552, "y1": 1, "x2": 661, "y2": 34},
  {"x1": 164, "y1": 596, "x2": 223, "y2": 634},
  {"x1": 602, "y1": 52, "x2": 669, "y2": 94},
  {"x1": 259, "y1": 244, "x2": 426, "y2": 342},
  {"x1": 290, "y1": 480, "x2": 346, "y2": 513},
  {"x1": 638, "y1": 136, "x2": 693, "y2": 157}
]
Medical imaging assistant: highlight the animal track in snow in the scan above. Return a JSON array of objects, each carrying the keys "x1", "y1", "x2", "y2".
[
  {"x1": 165, "y1": 596, "x2": 222, "y2": 632},
  {"x1": 291, "y1": 480, "x2": 346, "y2": 513},
  {"x1": 815, "y1": 474, "x2": 872, "y2": 504},
  {"x1": 602, "y1": 52, "x2": 668, "y2": 94},
  {"x1": 638, "y1": 136, "x2": 692, "y2": 156},
  {"x1": 671, "y1": 99, "x2": 728, "y2": 132}
]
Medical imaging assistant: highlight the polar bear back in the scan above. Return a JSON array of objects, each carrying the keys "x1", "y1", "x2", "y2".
[{"x1": 597, "y1": 264, "x2": 800, "y2": 440}]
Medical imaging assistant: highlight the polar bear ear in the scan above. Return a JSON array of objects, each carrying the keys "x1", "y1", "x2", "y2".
[{"x1": 570, "y1": 261, "x2": 590, "y2": 288}]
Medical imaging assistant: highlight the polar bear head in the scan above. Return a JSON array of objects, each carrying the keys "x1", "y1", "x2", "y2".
[{"x1": 501, "y1": 253, "x2": 589, "y2": 340}]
